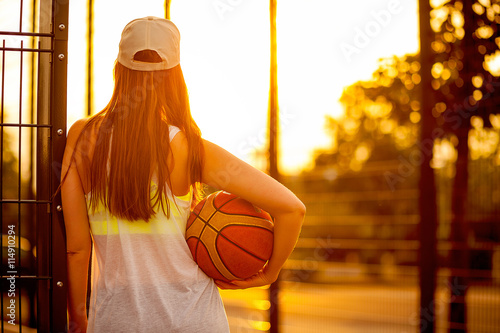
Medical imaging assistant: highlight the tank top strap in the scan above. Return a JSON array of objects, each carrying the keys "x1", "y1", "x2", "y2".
[{"x1": 168, "y1": 125, "x2": 181, "y2": 142}]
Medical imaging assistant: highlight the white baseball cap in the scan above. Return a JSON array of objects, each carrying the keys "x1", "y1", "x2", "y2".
[{"x1": 117, "y1": 16, "x2": 180, "y2": 71}]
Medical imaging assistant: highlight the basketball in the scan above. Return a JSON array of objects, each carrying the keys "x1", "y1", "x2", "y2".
[{"x1": 186, "y1": 191, "x2": 274, "y2": 282}]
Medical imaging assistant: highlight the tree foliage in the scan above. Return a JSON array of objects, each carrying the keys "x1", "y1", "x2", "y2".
[
  {"x1": 317, "y1": 0, "x2": 500, "y2": 174},
  {"x1": 318, "y1": 54, "x2": 422, "y2": 173},
  {"x1": 429, "y1": 0, "x2": 500, "y2": 130}
]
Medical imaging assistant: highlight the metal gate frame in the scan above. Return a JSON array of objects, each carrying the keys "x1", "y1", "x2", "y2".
[
  {"x1": 48, "y1": 0, "x2": 68, "y2": 330},
  {"x1": 0, "y1": 0, "x2": 68, "y2": 331}
]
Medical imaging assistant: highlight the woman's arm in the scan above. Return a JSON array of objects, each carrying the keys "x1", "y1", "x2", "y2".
[
  {"x1": 61, "y1": 119, "x2": 91, "y2": 332},
  {"x1": 201, "y1": 139, "x2": 306, "y2": 289}
]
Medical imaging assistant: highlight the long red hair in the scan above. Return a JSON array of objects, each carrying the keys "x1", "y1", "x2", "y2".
[{"x1": 73, "y1": 56, "x2": 204, "y2": 221}]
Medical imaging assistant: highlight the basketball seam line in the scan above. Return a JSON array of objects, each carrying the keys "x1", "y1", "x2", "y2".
[
  {"x1": 194, "y1": 192, "x2": 238, "y2": 235},
  {"x1": 197, "y1": 193, "x2": 237, "y2": 236},
  {"x1": 195, "y1": 240, "x2": 231, "y2": 281},
  {"x1": 218, "y1": 228, "x2": 271, "y2": 262},
  {"x1": 212, "y1": 211, "x2": 272, "y2": 220},
  {"x1": 212, "y1": 192, "x2": 239, "y2": 211},
  {"x1": 198, "y1": 235, "x2": 267, "y2": 280},
  {"x1": 192, "y1": 193, "x2": 271, "y2": 235},
  {"x1": 191, "y1": 211, "x2": 272, "y2": 234},
  {"x1": 210, "y1": 193, "x2": 272, "y2": 231},
  {"x1": 213, "y1": 193, "x2": 270, "y2": 220},
  {"x1": 192, "y1": 199, "x2": 208, "y2": 261}
]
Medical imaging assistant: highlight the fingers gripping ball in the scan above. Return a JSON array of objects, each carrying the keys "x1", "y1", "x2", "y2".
[{"x1": 186, "y1": 191, "x2": 274, "y2": 282}]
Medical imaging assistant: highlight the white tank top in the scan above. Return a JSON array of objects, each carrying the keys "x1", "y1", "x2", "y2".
[{"x1": 85, "y1": 126, "x2": 229, "y2": 332}]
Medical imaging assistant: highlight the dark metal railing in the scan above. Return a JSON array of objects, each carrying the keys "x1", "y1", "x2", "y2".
[{"x1": 0, "y1": 0, "x2": 68, "y2": 331}]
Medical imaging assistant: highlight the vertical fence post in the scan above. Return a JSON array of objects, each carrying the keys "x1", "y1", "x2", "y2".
[
  {"x1": 418, "y1": 1, "x2": 438, "y2": 332},
  {"x1": 268, "y1": 0, "x2": 280, "y2": 332},
  {"x1": 86, "y1": 0, "x2": 93, "y2": 116},
  {"x1": 52, "y1": 0, "x2": 69, "y2": 331},
  {"x1": 36, "y1": 1, "x2": 54, "y2": 330},
  {"x1": 165, "y1": 0, "x2": 171, "y2": 20}
]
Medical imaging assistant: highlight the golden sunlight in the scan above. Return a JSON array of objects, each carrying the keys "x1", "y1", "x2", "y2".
[
  {"x1": 66, "y1": 0, "x2": 419, "y2": 175},
  {"x1": 484, "y1": 50, "x2": 500, "y2": 76}
]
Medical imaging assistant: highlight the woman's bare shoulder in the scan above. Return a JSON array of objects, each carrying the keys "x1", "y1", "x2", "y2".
[{"x1": 66, "y1": 118, "x2": 94, "y2": 146}]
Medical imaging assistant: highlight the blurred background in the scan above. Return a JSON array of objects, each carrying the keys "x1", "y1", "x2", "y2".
[{"x1": 1, "y1": 0, "x2": 500, "y2": 332}]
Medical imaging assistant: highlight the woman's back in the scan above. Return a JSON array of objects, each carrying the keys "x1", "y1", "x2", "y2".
[{"x1": 83, "y1": 125, "x2": 229, "y2": 332}]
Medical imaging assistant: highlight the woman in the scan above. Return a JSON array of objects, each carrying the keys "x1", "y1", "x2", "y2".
[{"x1": 61, "y1": 16, "x2": 305, "y2": 332}]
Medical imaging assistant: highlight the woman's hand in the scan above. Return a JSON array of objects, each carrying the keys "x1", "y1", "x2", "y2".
[{"x1": 214, "y1": 265, "x2": 278, "y2": 290}]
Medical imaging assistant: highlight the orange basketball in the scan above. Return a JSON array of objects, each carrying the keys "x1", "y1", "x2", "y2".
[{"x1": 186, "y1": 191, "x2": 274, "y2": 282}]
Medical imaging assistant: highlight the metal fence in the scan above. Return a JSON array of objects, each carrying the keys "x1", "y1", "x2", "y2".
[
  {"x1": 276, "y1": 156, "x2": 500, "y2": 332},
  {"x1": 0, "y1": 0, "x2": 68, "y2": 331}
]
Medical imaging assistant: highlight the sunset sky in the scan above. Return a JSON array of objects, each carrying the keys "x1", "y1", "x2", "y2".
[{"x1": 2, "y1": 0, "x2": 420, "y2": 174}]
